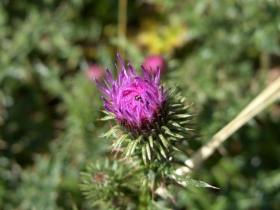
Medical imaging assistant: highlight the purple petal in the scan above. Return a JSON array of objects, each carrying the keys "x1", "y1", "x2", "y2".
[
  {"x1": 102, "y1": 96, "x2": 111, "y2": 105},
  {"x1": 162, "y1": 88, "x2": 170, "y2": 101},
  {"x1": 94, "y1": 78, "x2": 110, "y2": 96},
  {"x1": 155, "y1": 66, "x2": 161, "y2": 85},
  {"x1": 106, "y1": 68, "x2": 115, "y2": 84},
  {"x1": 124, "y1": 110, "x2": 134, "y2": 122},
  {"x1": 150, "y1": 67, "x2": 155, "y2": 80},
  {"x1": 141, "y1": 65, "x2": 149, "y2": 79},
  {"x1": 115, "y1": 63, "x2": 120, "y2": 71},
  {"x1": 104, "y1": 104, "x2": 115, "y2": 113},
  {"x1": 103, "y1": 77, "x2": 111, "y2": 91},
  {"x1": 118, "y1": 70, "x2": 125, "y2": 84},
  {"x1": 117, "y1": 54, "x2": 126, "y2": 71},
  {"x1": 128, "y1": 63, "x2": 136, "y2": 77},
  {"x1": 135, "y1": 100, "x2": 142, "y2": 124},
  {"x1": 112, "y1": 84, "x2": 121, "y2": 105},
  {"x1": 145, "y1": 90, "x2": 158, "y2": 105},
  {"x1": 144, "y1": 103, "x2": 153, "y2": 119}
]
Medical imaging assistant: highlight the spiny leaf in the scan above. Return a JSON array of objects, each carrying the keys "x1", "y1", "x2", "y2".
[{"x1": 171, "y1": 172, "x2": 219, "y2": 189}]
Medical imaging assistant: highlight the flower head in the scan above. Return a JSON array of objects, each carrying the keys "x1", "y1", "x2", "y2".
[
  {"x1": 95, "y1": 54, "x2": 168, "y2": 128},
  {"x1": 95, "y1": 54, "x2": 195, "y2": 165}
]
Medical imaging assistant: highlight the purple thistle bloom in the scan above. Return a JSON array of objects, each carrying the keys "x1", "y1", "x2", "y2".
[
  {"x1": 86, "y1": 64, "x2": 105, "y2": 81},
  {"x1": 95, "y1": 54, "x2": 167, "y2": 128},
  {"x1": 95, "y1": 54, "x2": 195, "y2": 165},
  {"x1": 143, "y1": 55, "x2": 167, "y2": 74},
  {"x1": 90, "y1": 55, "x2": 213, "y2": 190}
]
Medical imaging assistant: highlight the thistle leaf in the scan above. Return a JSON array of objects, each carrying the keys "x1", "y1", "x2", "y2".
[{"x1": 171, "y1": 172, "x2": 219, "y2": 189}]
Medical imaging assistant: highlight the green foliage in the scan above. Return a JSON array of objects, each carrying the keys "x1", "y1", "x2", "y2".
[{"x1": 0, "y1": 0, "x2": 280, "y2": 209}]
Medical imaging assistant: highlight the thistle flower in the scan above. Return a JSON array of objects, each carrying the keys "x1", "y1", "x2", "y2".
[
  {"x1": 95, "y1": 54, "x2": 195, "y2": 165},
  {"x1": 86, "y1": 64, "x2": 105, "y2": 81},
  {"x1": 143, "y1": 55, "x2": 167, "y2": 74}
]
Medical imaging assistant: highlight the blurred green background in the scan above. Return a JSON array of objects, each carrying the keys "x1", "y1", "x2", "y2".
[{"x1": 0, "y1": 0, "x2": 280, "y2": 209}]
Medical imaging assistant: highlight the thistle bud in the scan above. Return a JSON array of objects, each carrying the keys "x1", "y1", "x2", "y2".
[{"x1": 80, "y1": 159, "x2": 131, "y2": 208}]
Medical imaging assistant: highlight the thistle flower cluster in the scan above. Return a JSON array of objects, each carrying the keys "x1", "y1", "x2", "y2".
[{"x1": 95, "y1": 54, "x2": 195, "y2": 165}]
